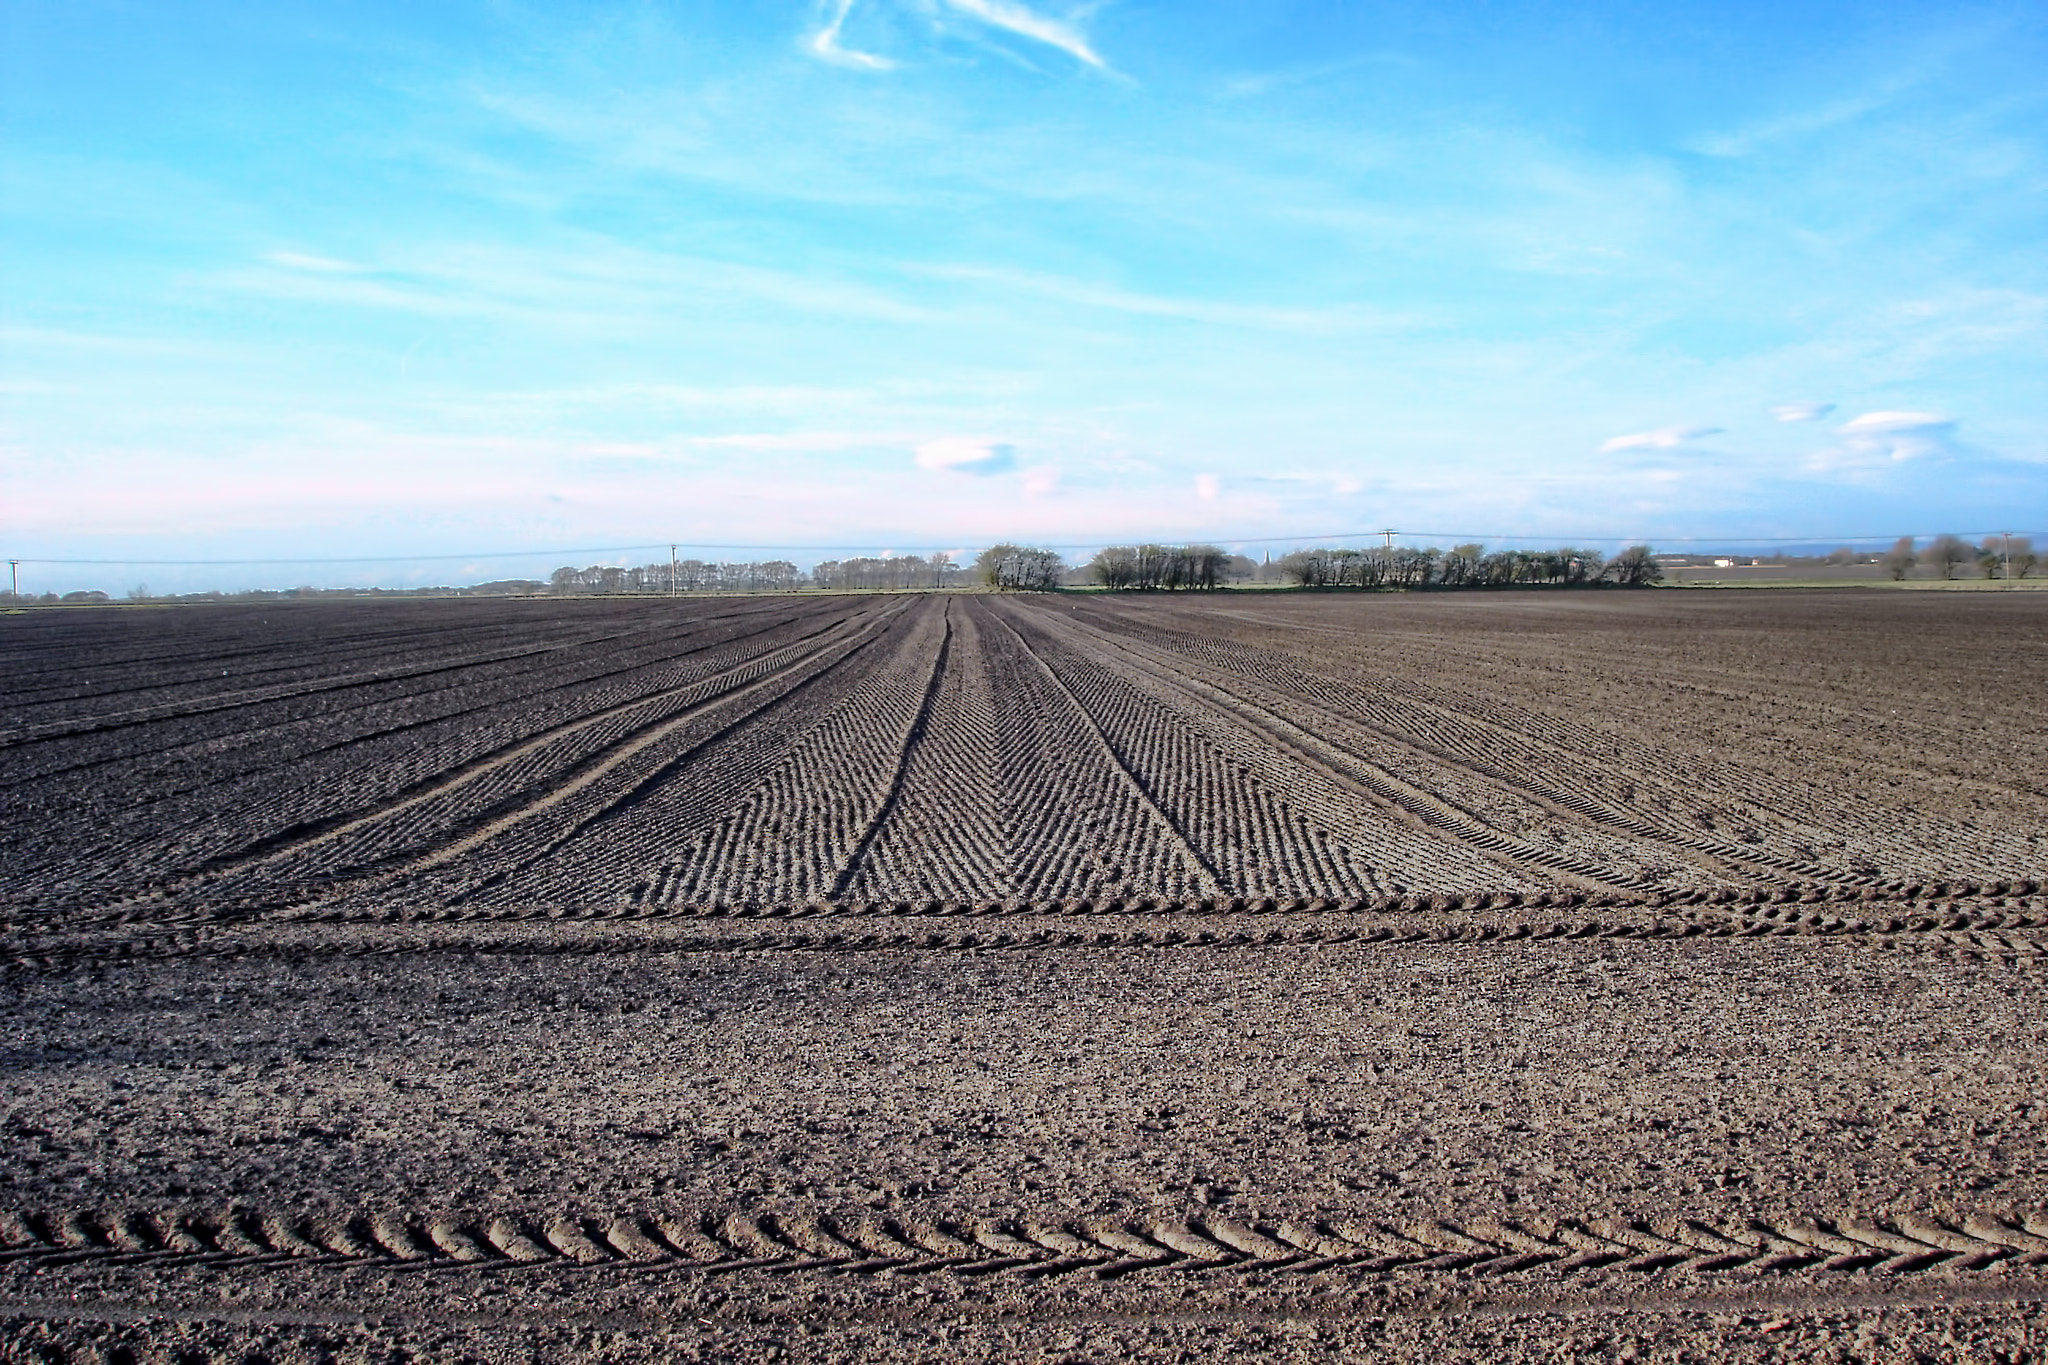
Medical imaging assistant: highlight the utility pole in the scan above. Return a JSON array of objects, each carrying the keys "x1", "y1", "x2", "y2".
[
  {"x1": 6, "y1": 560, "x2": 17, "y2": 598},
  {"x1": 2004, "y1": 531, "x2": 2013, "y2": 585},
  {"x1": 670, "y1": 543, "x2": 678, "y2": 597}
]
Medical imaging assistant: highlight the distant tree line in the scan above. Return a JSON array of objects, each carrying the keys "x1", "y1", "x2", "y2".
[
  {"x1": 1274, "y1": 543, "x2": 1661, "y2": 589},
  {"x1": 541, "y1": 554, "x2": 986, "y2": 593},
  {"x1": 548, "y1": 560, "x2": 802, "y2": 594},
  {"x1": 983, "y1": 539, "x2": 1665, "y2": 592},
  {"x1": 3, "y1": 583, "x2": 540, "y2": 605},
  {"x1": 96, "y1": 530, "x2": 2048, "y2": 606},
  {"x1": 974, "y1": 544, "x2": 1066, "y2": 591},
  {"x1": 545, "y1": 552, "x2": 992, "y2": 592},
  {"x1": 1878, "y1": 534, "x2": 2036, "y2": 581},
  {"x1": 813, "y1": 554, "x2": 963, "y2": 591},
  {"x1": 1086, "y1": 544, "x2": 1230, "y2": 590},
  {"x1": 535, "y1": 542, "x2": 1668, "y2": 595}
]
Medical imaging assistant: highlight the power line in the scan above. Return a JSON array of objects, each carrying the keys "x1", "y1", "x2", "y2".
[
  {"x1": 9, "y1": 528, "x2": 2043, "y2": 567},
  {"x1": 1396, "y1": 530, "x2": 2048, "y2": 546},
  {"x1": 7, "y1": 544, "x2": 683, "y2": 567}
]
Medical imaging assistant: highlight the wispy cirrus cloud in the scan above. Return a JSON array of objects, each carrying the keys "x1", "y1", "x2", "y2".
[
  {"x1": 1218, "y1": 53, "x2": 1415, "y2": 100},
  {"x1": 913, "y1": 262, "x2": 1394, "y2": 333},
  {"x1": 1598, "y1": 425, "x2": 1721, "y2": 453},
  {"x1": 942, "y1": 0, "x2": 1107, "y2": 71},
  {"x1": 220, "y1": 241, "x2": 936, "y2": 328},
  {"x1": 803, "y1": 0, "x2": 1110, "y2": 73},
  {"x1": 808, "y1": 0, "x2": 893, "y2": 69},
  {"x1": 1771, "y1": 401, "x2": 1836, "y2": 423},
  {"x1": 218, "y1": 263, "x2": 472, "y2": 317},
  {"x1": 1690, "y1": 89, "x2": 1900, "y2": 159}
]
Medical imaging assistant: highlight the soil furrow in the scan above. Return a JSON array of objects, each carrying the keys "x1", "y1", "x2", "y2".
[
  {"x1": 1015, "y1": 602, "x2": 1626, "y2": 893},
  {"x1": 53, "y1": 607, "x2": 890, "y2": 918},
  {"x1": 984, "y1": 604, "x2": 1226, "y2": 897},
  {"x1": 829, "y1": 601, "x2": 956, "y2": 900},
  {"x1": 1055, "y1": 602, "x2": 1846, "y2": 890}
]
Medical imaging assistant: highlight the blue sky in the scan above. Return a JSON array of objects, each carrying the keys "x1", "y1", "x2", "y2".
[{"x1": 3, "y1": 0, "x2": 2044, "y2": 588}]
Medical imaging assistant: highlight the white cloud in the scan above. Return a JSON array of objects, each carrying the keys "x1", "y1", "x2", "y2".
[
  {"x1": 807, "y1": 0, "x2": 894, "y2": 69},
  {"x1": 1808, "y1": 411, "x2": 1959, "y2": 474},
  {"x1": 1771, "y1": 401, "x2": 1836, "y2": 423},
  {"x1": 941, "y1": 0, "x2": 1107, "y2": 70},
  {"x1": 1838, "y1": 410, "x2": 1951, "y2": 435},
  {"x1": 1597, "y1": 425, "x2": 1721, "y2": 453},
  {"x1": 914, "y1": 437, "x2": 1017, "y2": 475}
]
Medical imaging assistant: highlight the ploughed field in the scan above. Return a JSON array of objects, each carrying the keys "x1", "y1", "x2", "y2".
[{"x1": 3, "y1": 590, "x2": 2046, "y2": 1362}]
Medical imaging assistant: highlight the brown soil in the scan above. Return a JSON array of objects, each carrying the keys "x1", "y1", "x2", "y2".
[{"x1": 2, "y1": 590, "x2": 2044, "y2": 1361}]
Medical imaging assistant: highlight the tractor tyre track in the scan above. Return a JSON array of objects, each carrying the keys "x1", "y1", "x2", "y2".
[{"x1": 2, "y1": 1202, "x2": 2042, "y2": 1283}]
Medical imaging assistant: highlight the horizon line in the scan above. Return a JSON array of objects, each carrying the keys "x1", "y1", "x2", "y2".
[{"x1": 13, "y1": 527, "x2": 2045, "y2": 567}]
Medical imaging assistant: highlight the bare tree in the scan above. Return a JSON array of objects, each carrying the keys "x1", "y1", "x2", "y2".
[
  {"x1": 1087, "y1": 544, "x2": 1227, "y2": 590},
  {"x1": 1167, "y1": 544, "x2": 1228, "y2": 589},
  {"x1": 1090, "y1": 545, "x2": 1140, "y2": 590},
  {"x1": 1601, "y1": 545, "x2": 1662, "y2": 587},
  {"x1": 975, "y1": 544, "x2": 1064, "y2": 590},
  {"x1": 1980, "y1": 535, "x2": 2037, "y2": 581},
  {"x1": 1552, "y1": 549, "x2": 1599, "y2": 585},
  {"x1": 1925, "y1": 533, "x2": 1973, "y2": 581},
  {"x1": 1277, "y1": 549, "x2": 1331, "y2": 587},
  {"x1": 1880, "y1": 536, "x2": 1917, "y2": 581},
  {"x1": 2012, "y1": 536, "x2": 2038, "y2": 580},
  {"x1": 1436, "y1": 544, "x2": 1484, "y2": 587},
  {"x1": 1389, "y1": 545, "x2": 1441, "y2": 587}
]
